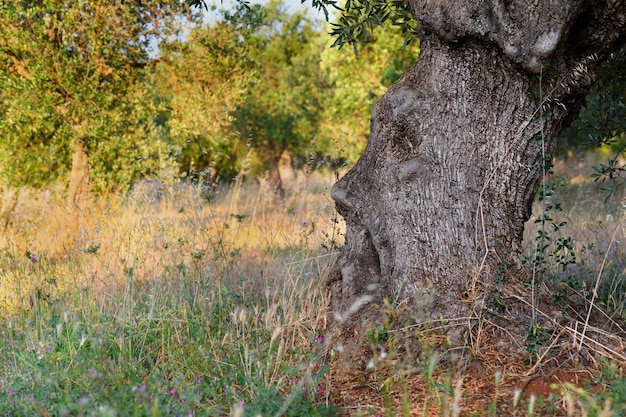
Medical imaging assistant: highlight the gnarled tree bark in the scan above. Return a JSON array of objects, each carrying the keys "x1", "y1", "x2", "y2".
[{"x1": 328, "y1": 0, "x2": 626, "y2": 359}]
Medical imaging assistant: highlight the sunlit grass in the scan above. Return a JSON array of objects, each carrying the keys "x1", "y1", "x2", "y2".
[
  {"x1": 0, "y1": 164, "x2": 624, "y2": 416},
  {"x1": 0, "y1": 173, "x2": 340, "y2": 416}
]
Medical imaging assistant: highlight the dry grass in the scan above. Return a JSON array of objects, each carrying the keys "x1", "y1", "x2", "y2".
[
  {"x1": 0, "y1": 173, "x2": 340, "y2": 415},
  {"x1": 0, "y1": 159, "x2": 624, "y2": 416},
  {"x1": 0, "y1": 173, "x2": 341, "y2": 311}
]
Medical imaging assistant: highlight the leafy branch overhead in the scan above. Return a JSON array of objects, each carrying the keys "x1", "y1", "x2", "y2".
[
  {"x1": 328, "y1": 0, "x2": 417, "y2": 50},
  {"x1": 188, "y1": 0, "x2": 418, "y2": 49}
]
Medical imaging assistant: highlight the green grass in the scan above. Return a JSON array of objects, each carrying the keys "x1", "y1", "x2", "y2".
[
  {"x1": 0, "y1": 175, "x2": 338, "y2": 416},
  {"x1": 0, "y1": 164, "x2": 625, "y2": 416},
  {"x1": 0, "y1": 276, "x2": 333, "y2": 416}
]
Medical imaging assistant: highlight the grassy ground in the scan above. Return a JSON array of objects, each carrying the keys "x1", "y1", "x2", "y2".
[
  {"x1": 0, "y1": 161, "x2": 625, "y2": 416},
  {"x1": 0, "y1": 173, "x2": 340, "y2": 416}
]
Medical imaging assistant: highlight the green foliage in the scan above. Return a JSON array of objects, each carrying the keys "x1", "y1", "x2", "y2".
[
  {"x1": 189, "y1": 0, "x2": 419, "y2": 51},
  {"x1": 329, "y1": 0, "x2": 418, "y2": 52},
  {"x1": 557, "y1": 48, "x2": 626, "y2": 197},
  {"x1": 0, "y1": 1, "x2": 192, "y2": 191},
  {"x1": 531, "y1": 178, "x2": 577, "y2": 278},
  {"x1": 569, "y1": 48, "x2": 626, "y2": 148},
  {"x1": 319, "y1": 23, "x2": 420, "y2": 164},
  {"x1": 156, "y1": 20, "x2": 253, "y2": 180},
  {"x1": 0, "y1": 0, "x2": 424, "y2": 191},
  {"x1": 227, "y1": 0, "x2": 330, "y2": 179}
]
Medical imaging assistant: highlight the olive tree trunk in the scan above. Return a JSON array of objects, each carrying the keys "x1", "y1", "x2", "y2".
[
  {"x1": 328, "y1": 0, "x2": 626, "y2": 357},
  {"x1": 0, "y1": 187, "x2": 20, "y2": 237},
  {"x1": 67, "y1": 139, "x2": 90, "y2": 214}
]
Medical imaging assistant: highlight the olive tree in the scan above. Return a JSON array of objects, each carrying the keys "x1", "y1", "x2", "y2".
[
  {"x1": 191, "y1": 0, "x2": 626, "y2": 358},
  {"x1": 326, "y1": 0, "x2": 626, "y2": 357},
  {"x1": 0, "y1": 1, "x2": 194, "y2": 209}
]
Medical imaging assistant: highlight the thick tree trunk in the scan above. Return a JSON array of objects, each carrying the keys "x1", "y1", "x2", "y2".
[
  {"x1": 278, "y1": 149, "x2": 296, "y2": 193},
  {"x1": 328, "y1": 0, "x2": 626, "y2": 359}
]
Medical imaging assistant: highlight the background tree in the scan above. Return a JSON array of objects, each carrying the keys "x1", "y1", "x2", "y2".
[
  {"x1": 226, "y1": 0, "x2": 330, "y2": 193},
  {"x1": 155, "y1": 20, "x2": 253, "y2": 182},
  {"x1": 0, "y1": 0, "x2": 193, "y2": 207},
  {"x1": 559, "y1": 48, "x2": 626, "y2": 150},
  {"x1": 319, "y1": 23, "x2": 420, "y2": 166},
  {"x1": 556, "y1": 48, "x2": 626, "y2": 195}
]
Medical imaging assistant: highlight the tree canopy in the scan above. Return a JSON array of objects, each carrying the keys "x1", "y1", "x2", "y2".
[
  {"x1": 1, "y1": 0, "x2": 623, "y2": 198},
  {"x1": 0, "y1": 0, "x2": 426, "y2": 196},
  {"x1": 0, "y1": 1, "x2": 195, "y2": 192}
]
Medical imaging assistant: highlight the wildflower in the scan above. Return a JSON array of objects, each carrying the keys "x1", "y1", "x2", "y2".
[
  {"x1": 138, "y1": 385, "x2": 146, "y2": 393},
  {"x1": 8, "y1": 390, "x2": 14, "y2": 396},
  {"x1": 169, "y1": 389, "x2": 177, "y2": 396},
  {"x1": 316, "y1": 385, "x2": 323, "y2": 392},
  {"x1": 314, "y1": 336, "x2": 324, "y2": 343}
]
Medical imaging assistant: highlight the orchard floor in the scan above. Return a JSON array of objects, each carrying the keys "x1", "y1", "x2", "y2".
[{"x1": 0, "y1": 161, "x2": 625, "y2": 416}]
